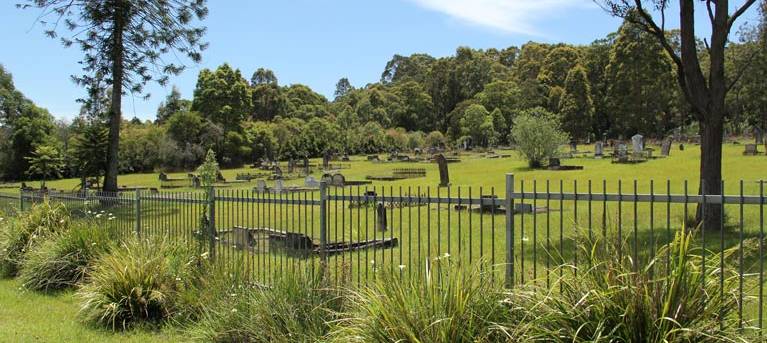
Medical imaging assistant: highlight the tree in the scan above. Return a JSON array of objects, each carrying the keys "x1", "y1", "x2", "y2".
[
  {"x1": 510, "y1": 107, "x2": 569, "y2": 168},
  {"x1": 460, "y1": 104, "x2": 495, "y2": 147},
  {"x1": 334, "y1": 78, "x2": 354, "y2": 99},
  {"x1": 156, "y1": 86, "x2": 191, "y2": 124},
  {"x1": 25, "y1": 145, "x2": 64, "y2": 187},
  {"x1": 598, "y1": 1, "x2": 759, "y2": 229},
  {"x1": 21, "y1": 0, "x2": 208, "y2": 193},
  {"x1": 559, "y1": 65, "x2": 595, "y2": 140},
  {"x1": 251, "y1": 68, "x2": 278, "y2": 86},
  {"x1": 70, "y1": 122, "x2": 109, "y2": 182},
  {"x1": 192, "y1": 64, "x2": 253, "y2": 131},
  {"x1": 538, "y1": 46, "x2": 581, "y2": 89},
  {"x1": 604, "y1": 20, "x2": 677, "y2": 137}
]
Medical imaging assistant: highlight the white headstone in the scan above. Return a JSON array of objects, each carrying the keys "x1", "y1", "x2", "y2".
[
  {"x1": 631, "y1": 134, "x2": 644, "y2": 153},
  {"x1": 304, "y1": 176, "x2": 319, "y2": 188},
  {"x1": 594, "y1": 142, "x2": 604, "y2": 157},
  {"x1": 255, "y1": 180, "x2": 267, "y2": 193},
  {"x1": 274, "y1": 179, "x2": 284, "y2": 193}
]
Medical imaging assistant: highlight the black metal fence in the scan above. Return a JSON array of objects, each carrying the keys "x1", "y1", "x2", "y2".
[{"x1": 0, "y1": 175, "x2": 765, "y2": 329}]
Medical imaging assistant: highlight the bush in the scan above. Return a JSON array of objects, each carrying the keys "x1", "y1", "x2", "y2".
[
  {"x1": 0, "y1": 201, "x2": 71, "y2": 277},
  {"x1": 510, "y1": 107, "x2": 569, "y2": 168},
  {"x1": 20, "y1": 221, "x2": 114, "y2": 292},
  {"x1": 77, "y1": 237, "x2": 198, "y2": 330},
  {"x1": 187, "y1": 269, "x2": 343, "y2": 342},
  {"x1": 333, "y1": 259, "x2": 513, "y2": 342},
  {"x1": 504, "y1": 229, "x2": 753, "y2": 342}
]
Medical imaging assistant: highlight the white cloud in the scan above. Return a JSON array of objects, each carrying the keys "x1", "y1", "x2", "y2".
[{"x1": 408, "y1": 0, "x2": 594, "y2": 36}]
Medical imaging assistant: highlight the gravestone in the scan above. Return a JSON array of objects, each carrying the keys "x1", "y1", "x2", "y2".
[
  {"x1": 273, "y1": 166, "x2": 283, "y2": 178},
  {"x1": 341, "y1": 153, "x2": 350, "y2": 161},
  {"x1": 287, "y1": 159, "x2": 295, "y2": 173},
  {"x1": 159, "y1": 172, "x2": 168, "y2": 181},
  {"x1": 594, "y1": 142, "x2": 604, "y2": 157},
  {"x1": 570, "y1": 141, "x2": 577, "y2": 153},
  {"x1": 304, "y1": 176, "x2": 319, "y2": 188},
  {"x1": 755, "y1": 127, "x2": 764, "y2": 144},
  {"x1": 548, "y1": 158, "x2": 561, "y2": 168},
  {"x1": 615, "y1": 144, "x2": 629, "y2": 162},
  {"x1": 414, "y1": 148, "x2": 422, "y2": 155},
  {"x1": 274, "y1": 179, "x2": 284, "y2": 193},
  {"x1": 331, "y1": 173, "x2": 345, "y2": 187},
  {"x1": 255, "y1": 180, "x2": 267, "y2": 193},
  {"x1": 303, "y1": 156, "x2": 310, "y2": 175},
  {"x1": 661, "y1": 138, "x2": 672, "y2": 157},
  {"x1": 376, "y1": 202, "x2": 387, "y2": 231},
  {"x1": 514, "y1": 203, "x2": 534, "y2": 214},
  {"x1": 321, "y1": 173, "x2": 333, "y2": 184},
  {"x1": 631, "y1": 134, "x2": 644, "y2": 154},
  {"x1": 679, "y1": 143, "x2": 685, "y2": 151},
  {"x1": 744, "y1": 144, "x2": 758, "y2": 156},
  {"x1": 191, "y1": 176, "x2": 201, "y2": 188},
  {"x1": 231, "y1": 227, "x2": 254, "y2": 250},
  {"x1": 322, "y1": 151, "x2": 331, "y2": 169},
  {"x1": 435, "y1": 154, "x2": 450, "y2": 187}
]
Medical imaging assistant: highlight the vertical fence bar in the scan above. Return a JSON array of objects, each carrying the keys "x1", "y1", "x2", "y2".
[
  {"x1": 505, "y1": 173, "x2": 514, "y2": 288},
  {"x1": 19, "y1": 188, "x2": 24, "y2": 212},
  {"x1": 208, "y1": 187, "x2": 216, "y2": 261},
  {"x1": 319, "y1": 181, "x2": 328, "y2": 269},
  {"x1": 135, "y1": 189, "x2": 142, "y2": 238},
  {"x1": 760, "y1": 180, "x2": 764, "y2": 332}
]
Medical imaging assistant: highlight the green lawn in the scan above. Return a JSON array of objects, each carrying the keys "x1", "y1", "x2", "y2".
[{"x1": 0, "y1": 279, "x2": 182, "y2": 342}]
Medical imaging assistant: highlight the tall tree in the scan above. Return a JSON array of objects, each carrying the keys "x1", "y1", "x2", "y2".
[
  {"x1": 599, "y1": 0, "x2": 759, "y2": 229},
  {"x1": 251, "y1": 68, "x2": 278, "y2": 86},
  {"x1": 334, "y1": 78, "x2": 354, "y2": 99},
  {"x1": 21, "y1": 0, "x2": 208, "y2": 192},
  {"x1": 192, "y1": 64, "x2": 253, "y2": 131},
  {"x1": 156, "y1": 86, "x2": 191, "y2": 124},
  {"x1": 559, "y1": 64, "x2": 595, "y2": 140}
]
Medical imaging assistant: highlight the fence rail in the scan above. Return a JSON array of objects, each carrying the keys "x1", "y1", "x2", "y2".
[{"x1": 1, "y1": 175, "x2": 765, "y2": 330}]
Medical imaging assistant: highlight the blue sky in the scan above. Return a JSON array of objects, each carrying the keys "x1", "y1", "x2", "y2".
[{"x1": 0, "y1": 0, "x2": 760, "y2": 121}]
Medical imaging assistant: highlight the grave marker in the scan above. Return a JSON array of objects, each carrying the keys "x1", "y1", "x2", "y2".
[
  {"x1": 323, "y1": 151, "x2": 331, "y2": 169},
  {"x1": 661, "y1": 138, "x2": 672, "y2": 157},
  {"x1": 255, "y1": 180, "x2": 267, "y2": 193},
  {"x1": 435, "y1": 154, "x2": 450, "y2": 187},
  {"x1": 744, "y1": 144, "x2": 758, "y2": 156},
  {"x1": 376, "y1": 203, "x2": 387, "y2": 231},
  {"x1": 594, "y1": 141, "x2": 604, "y2": 157},
  {"x1": 631, "y1": 134, "x2": 644, "y2": 154},
  {"x1": 331, "y1": 174, "x2": 346, "y2": 187},
  {"x1": 304, "y1": 176, "x2": 319, "y2": 188}
]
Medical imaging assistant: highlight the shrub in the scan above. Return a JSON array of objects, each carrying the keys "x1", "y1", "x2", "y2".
[
  {"x1": 77, "y1": 237, "x2": 197, "y2": 330},
  {"x1": 187, "y1": 269, "x2": 343, "y2": 342},
  {"x1": 20, "y1": 221, "x2": 114, "y2": 292},
  {"x1": 0, "y1": 201, "x2": 71, "y2": 277},
  {"x1": 333, "y1": 259, "x2": 514, "y2": 342},
  {"x1": 505, "y1": 229, "x2": 754, "y2": 342},
  {"x1": 510, "y1": 107, "x2": 569, "y2": 168}
]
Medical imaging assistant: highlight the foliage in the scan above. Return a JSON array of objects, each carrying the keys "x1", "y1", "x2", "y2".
[
  {"x1": 20, "y1": 221, "x2": 114, "y2": 292},
  {"x1": 25, "y1": 144, "x2": 64, "y2": 187},
  {"x1": 187, "y1": 269, "x2": 343, "y2": 342},
  {"x1": 192, "y1": 64, "x2": 253, "y2": 132},
  {"x1": 69, "y1": 121, "x2": 109, "y2": 181},
  {"x1": 196, "y1": 149, "x2": 219, "y2": 188},
  {"x1": 155, "y1": 86, "x2": 191, "y2": 124},
  {"x1": 460, "y1": 104, "x2": 496, "y2": 147},
  {"x1": 510, "y1": 108, "x2": 569, "y2": 168},
  {"x1": 77, "y1": 237, "x2": 197, "y2": 330},
  {"x1": 505, "y1": 228, "x2": 754, "y2": 342},
  {"x1": 558, "y1": 64, "x2": 595, "y2": 140},
  {"x1": 0, "y1": 201, "x2": 71, "y2": 277},
  {"x1": 332, "y1": 259, "x2": 513, "y2": 342}
]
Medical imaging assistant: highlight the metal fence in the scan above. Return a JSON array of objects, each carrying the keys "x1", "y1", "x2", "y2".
[{"x1": 1, "y1": 174, "x2": 765, "y2": 329}]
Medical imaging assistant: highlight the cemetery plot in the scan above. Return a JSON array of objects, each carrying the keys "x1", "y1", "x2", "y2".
[{"x1": 216, "y1": 226, "x2": 397, "y2": 255}]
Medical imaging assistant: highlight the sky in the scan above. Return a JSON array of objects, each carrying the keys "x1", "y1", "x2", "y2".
[{"x1": 0, "y1": 0, "x2": 761, "y2": 121}]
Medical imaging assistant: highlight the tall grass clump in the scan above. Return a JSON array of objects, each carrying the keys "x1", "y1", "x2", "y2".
[
  {"x1": 333, "y1": 259, "x2": 516, "y2": 342},
  {"x1": 512, "y1": 227, "x2": 754, "y2": 342},
  {"x1": 0, "y1": 201, "x2": 71, "y2": 277},
  {"x1": 187, "y1": 269, "x2": 343, "y2": 343},
  {"x1": 77, "y1": 237, "x2": 198, "y2": 330},
  {"x1": 20, "y1": 221, "x2": 115, "y2": 292}
]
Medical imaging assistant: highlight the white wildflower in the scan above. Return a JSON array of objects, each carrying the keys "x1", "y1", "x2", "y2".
[
  {"x1": 231, "y1": 308, "x2": 238, "y2": 313},
  {"x1": 398, "y1": 265, "x2": 406, "y2": 270}
]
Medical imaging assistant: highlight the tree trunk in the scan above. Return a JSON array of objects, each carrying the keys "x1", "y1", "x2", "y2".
[
  {"x1": 697, "y1": 115, "x2": 724, "y2": 230},
  {"x1": 103, "y1": 3, "x2": 126, "y2": 193}
]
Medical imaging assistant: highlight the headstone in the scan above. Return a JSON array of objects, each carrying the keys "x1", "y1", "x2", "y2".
[
  {"x1": 273, "y1": 166, "x2": 283, "y2": 178},
  {"x1": 661, "y1": 138, "x2": 672, "y2": 157},
  {"x1": 321, "y1": 173, "x2": 333, "y2": 184},
  {"x1": 755, "y1": 127, "x2": 764, "y2": 144},
  {"x1": 679, "y1": 143, "x2": 685, "y2": 151},
  {"x1": 631, "y1": 134, "x2": 644, "y2": 153},
  {"x1": 514, "y1": 203, "x2": 534, "y2": 214},
  {"x1": 570, "y1": 141, "x2": 577, "y2": 153},
  {"x1": 274, "y1": 179, "x2": 284, "y2": 193},
  {"x1": 303, "y1": 156, "x2": 310, "y2": 175},
  {"x1": 191, "y1": 176, "x2": 201, "y2": 188},
  {"x1": 331, "y1": 173, "x2": 345, "y2": 187},
  {"x1": 744, "y1": 144, "x2": 758, "y2": 156},
  {"x1": 255, "y1": 180, "x2": 267, "y2": 193},
  {"x1": 414, "y1": 148, "x2": 422, "y2": 155},
  {"x1": 159, "y1": 172, "x2": 168, "y2": 181},
  {"x1": 548, "y1": 158, "x2": 561, "y2": 167},
  {"x1": 435, "y1": 154, "x2": 449, "y2": 187},
  {"x1": 594, "y1": 142, "x2": 604, "y2": 157},
  {"x1": 341, "y1": 153, "x2": 350, "y2": 161},
  {"x1": 304, "y1": 176, "x2": 319, "y2": 188},
  {"x1": 287, "y1": 159, "x2": 295, "y2": 173},
  {"x1": 323, "y1": 150, "x2": 331, "y2": 169},
  {"x1": 376, "y1": 202, "x2": 387, "y2": 231}
]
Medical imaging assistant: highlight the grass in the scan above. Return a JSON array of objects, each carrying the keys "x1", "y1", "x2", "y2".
[{"x1": 0, "y1": 278, "x2": 182, "y2": 342}]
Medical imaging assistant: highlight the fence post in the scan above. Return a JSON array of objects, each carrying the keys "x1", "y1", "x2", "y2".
[
  {"x1": 18, "y1": 187, "x2": 24, "y2": 212},
  {"x1": 319, "y1": 181, "x2": 328, "y2": 269},
  {"x1": 134, "y1": 189, "x2": 142, "y2": 238},
  {"x1": 208, "y1": 186, "x2": 217, "y2": 260},
  {"x1": 505, "y1": 173, "x2": 515, "y2": 288}
]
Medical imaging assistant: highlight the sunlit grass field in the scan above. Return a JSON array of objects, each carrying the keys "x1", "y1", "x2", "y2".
[{"x1": 4, "y1": 142, "x2": 767, "y2": 324}]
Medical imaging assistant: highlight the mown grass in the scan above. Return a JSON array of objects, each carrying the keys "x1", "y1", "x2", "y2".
[{"x1": 0, "y1": 279, "x2": 182, "y2": 342}]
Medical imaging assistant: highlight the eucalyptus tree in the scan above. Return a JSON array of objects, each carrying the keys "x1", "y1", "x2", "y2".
[
  {"x1": 598, "y1": 0, "x2": 759, "y2": 229},
  {"x1": 20, "y1": 0, "x2": 208, "y2": 192}
]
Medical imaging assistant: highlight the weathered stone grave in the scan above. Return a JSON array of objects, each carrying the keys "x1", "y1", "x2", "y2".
[
  {"x1": 594, "y1": 141, "x2": 604, "y2": 158},
  {"x1": 661, "y1": 138, "x2": 672, "y2": 157},
  {"x1": 744, "y1": 144, "x2": 759, "y2": 156},
  {"x1": 304, "y1": 176, "x2": 320, "y2": 188},
  {"x1": 376, "y1": 203, "x2": 387, "y2": 231},
  {"x1": 435, "y1": 154, "x2": 450, "y2": 187},
  {"x1": 255, "y1": 180, "x2": 267, "y2": 193},
  {"x1": 331, "y1": 174, "x2": 346, "y2": 187}
]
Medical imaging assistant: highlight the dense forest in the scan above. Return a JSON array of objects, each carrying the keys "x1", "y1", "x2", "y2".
[{"x1": 1, "y1": 16, "x2": 765, "y2": 181}]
